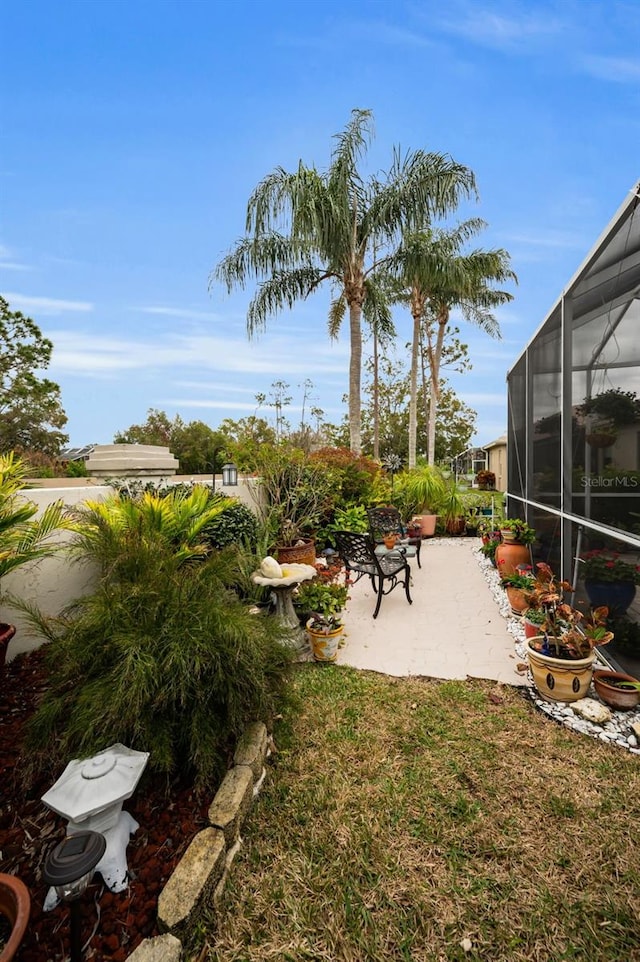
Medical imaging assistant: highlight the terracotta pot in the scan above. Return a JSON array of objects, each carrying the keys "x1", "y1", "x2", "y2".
[
  {"x1": 523, "y1": 616, "x2": 544, "y2": 639},
  {"x1": 593, "y1": 670, "x2": 640, "y2": 711},
  {"x1": 383, "y1": 534, "x2": 398, "y2": 549},
  {"x1": 445, "y1": 516, "x2": 466, "y2": 536},
  {"x1": 306, "y1": 623, "x2": 344, "y2": 662},
  {"x1": 276, "y1": 538, "x2": 316, "y2": 566},
  {"x1": 526, "y1": 637, "x2": 595, "y2": 703},
  {"x1": 415, "y1": 514, "x2": 437, "y2": 537},
  {"x1": 505, "y1": 585, "x2": 528, "y2": 614},
  {"x1": 0, "y1": 623, "x2": 17, "y2": 672},
  {"x1": 0, "y1": 873, "x2": 31, "y2": 962},
  {"x1": 495, "y1": 542, "x2": 530, "y2": 578}
]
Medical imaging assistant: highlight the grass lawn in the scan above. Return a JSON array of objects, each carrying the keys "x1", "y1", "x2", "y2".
[{"x1": 203, "y1": 666, "x2": 640, "y2": 962}]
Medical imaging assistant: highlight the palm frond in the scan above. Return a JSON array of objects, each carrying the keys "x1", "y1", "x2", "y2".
[
  {"x1": 368, "y1": 149, "x2": 477, "y2": 240},
  {"x1": 212, "y1": 233, "x2": 305, "y2": 292},
  {"x1": 362, "y1": 278, "x2": 395, "y2": 343},
  {"x1": 247, "y1": 265, "x2": 329, "y2": 334},
  {"x1": 328, "y1": 293, "x2": 347, "y2": 340}
]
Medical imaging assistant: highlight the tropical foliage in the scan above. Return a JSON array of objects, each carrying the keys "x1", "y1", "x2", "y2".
[
  {"x1": 0, "y1": 452, "x2": 74, "y2": 583},
  {"x1": 23, "y1": 486, "x2": 294, "y2": 788},
  {"x1": 213, "y1": 108, "x2": 476, "y2": 454}
]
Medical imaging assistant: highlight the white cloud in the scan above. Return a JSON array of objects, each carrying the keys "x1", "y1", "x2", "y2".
[
  {"x1": 138, "y1": 305, "x2": 224, "y2": 321},
  {"x1": 580, "y1": 54, "x2": 640, "y2": 83},
  {"x1": 47, "y1": 329, "x2": 350, "y2": 379},
  {"x1": 0, "y1": 244, "x2": 32, "y2": 272},
  {"x1": 435, "y1": 7, "x2": 562, "y2": 51},
  {"x1": 4, "y1": 293, "x2": 94, "y2": 314}
]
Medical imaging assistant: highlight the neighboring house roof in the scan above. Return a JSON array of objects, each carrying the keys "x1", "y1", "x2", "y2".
[
  {"x1": 483, "y1": 435, "x2": 507, "y2": 449},
  {"x1": 61, "y1": 444, "x2": 96, "y2": 461}
]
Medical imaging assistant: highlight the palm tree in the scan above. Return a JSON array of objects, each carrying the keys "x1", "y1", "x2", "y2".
[
  {"x1": 388, "y1": 221, "x2": 516, "y2": 466},
  {"x1": 213, "y1": 109, "x2": 477, "y2": 454}
]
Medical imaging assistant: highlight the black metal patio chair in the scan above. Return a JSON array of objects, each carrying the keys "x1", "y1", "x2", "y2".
[
  {"x1": 366, "y1": 505, "x2": 422, "y2": 568},
  {"x1": 334, "y1": 530, "x2": 412, "y2": 620}
]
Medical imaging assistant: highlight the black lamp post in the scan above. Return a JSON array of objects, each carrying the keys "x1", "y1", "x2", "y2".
[{"x1": 44, "y1": 831, "x2": 106, "y2": 962}]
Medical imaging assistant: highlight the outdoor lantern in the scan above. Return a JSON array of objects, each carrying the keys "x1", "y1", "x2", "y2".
[
  {"x1": 43, "y1": 830, "x2": 106, "y2": 962},
  {"x1": 41, "y1": 744, "x2": 149, "y2": 901},
  {"x1": 222, "y1": 461, "x2": 238, "y2": 486}
]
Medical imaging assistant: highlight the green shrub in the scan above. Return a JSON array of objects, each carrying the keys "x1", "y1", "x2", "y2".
[
  {"x1": 203, "y1": 494, "x2": 258, "y2": 549},
  {"x1": 23, "y1": 488, "x2": 294, "y2": 789}
]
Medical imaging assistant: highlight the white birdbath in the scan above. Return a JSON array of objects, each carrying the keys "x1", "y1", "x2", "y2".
[
  {"x1": 41, "y1": 743, "x2": 149, "y2": 906},
  {"x1": 252, "y1": 562, "x2": 316, "y2": 649}
]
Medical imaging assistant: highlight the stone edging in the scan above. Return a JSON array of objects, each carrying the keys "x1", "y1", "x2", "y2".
[{"x1": 126, "y1": 721, "x2": 270, "y2": 962}]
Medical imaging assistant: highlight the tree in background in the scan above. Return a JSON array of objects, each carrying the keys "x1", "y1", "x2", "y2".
[
  {"x1": 388, "y1": 224, "x2": 515, "y2": 465},
  {"x1": 341, "y1": 351, "x2": 476, "y2": 463},
  {"x1": 0, "y1": 295, "x2": 68, "y2": 455},
  {"x1": 115, "y1": 409, "x2": 225, "y2": 475},
  {"x1": 213, "y1": 108, "x2": 476, "y2": 455}
]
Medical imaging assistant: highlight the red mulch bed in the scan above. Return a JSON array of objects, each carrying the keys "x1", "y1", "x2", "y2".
[{"x1": 1, "y1": 648, "x2": 211, "y2": 961}]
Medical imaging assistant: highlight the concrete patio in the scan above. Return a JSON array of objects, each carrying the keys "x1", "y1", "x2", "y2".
[{"x1": 336, "y1": 537, "x2": 526, "y2": 686}]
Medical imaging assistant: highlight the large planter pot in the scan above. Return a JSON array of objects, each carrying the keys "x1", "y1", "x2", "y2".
[
  {"x1": 495, "y1": 541, "x2": 530, "y2": 579},
  {"x1": 593, "y1": 670, "x2": 640, "y2": 711},
  {"x1": 445, "y1": 516, "x2": 466, "y2": 537},
  {"x1": 276, "y1": 538, "x2": 316, "y2": 567},
  {"x1": 584, "y1": 580, "x2": 636, "y2": 616},
  {"x1": 414, "y1": 514, "x2": 437, "y2": 538},
  {"x1": 306, "y1": 622, "x2": 344, "y2": 662},
  {"x1": 0, "y1": 623, "x2": 16, "y2": 672},
  {"x1": 0, "y1": 873, "x2": 31, "y2": 962},
  {"x1": 526, "y1": 637, "x2": 595, "y2": 703},
  {"x1": 505, "y1": 585, "x2": 528, "y2": 615}
]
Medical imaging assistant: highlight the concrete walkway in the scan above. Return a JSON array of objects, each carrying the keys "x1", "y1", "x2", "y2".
[{"x1": 336, "y1": 537, "x2": 526, "y2": 686}]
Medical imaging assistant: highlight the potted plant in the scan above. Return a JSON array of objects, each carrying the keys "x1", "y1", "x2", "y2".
[
  {"x1": 479, "y1": 534, "x2": 500, "y2": 567},
  {"x1": 0, "y1": 452, "x2": 74, "y2": 670},
  {"x1": 400, "y1": 466, "x2": 446, "y2": 537},
  {"x1": 578, "y1": 550, "x2": 640, "y2": 616},
  {"x1": 592, "y1": 670, "x2": 640, "y2": 711},
  {"x1": 436, "y1": 480, "x2": 466, "y2": 536},
  {"x1": 499, "y1": 571, "x2": 536, "y2": 615},
  {"x1": 475, "y1": 469, "x2": 495, "y2": 490},
  {"x1": 495, "y1": 518, "x2": 535, "y2": 577},
  {"x1": 296, "y1": 571, "x2": 349, "y2": 663},
  {"x1": 521, "y1": 604, "x2": 546, "y2": 639},
  {"x1": 523, "y1": 562, "x2": 614, "y2": 703}
]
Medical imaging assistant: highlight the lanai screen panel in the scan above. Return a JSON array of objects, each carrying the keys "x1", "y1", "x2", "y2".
[
  {"x1": 507, "y1": 355, "x2": 526, "y2": 502},
  {"x1": 531, "y1": 306, "x2": 562, "y2": 508},
  {"x1": 570, "y1": 194, "x2": 640, "y2": 533}
]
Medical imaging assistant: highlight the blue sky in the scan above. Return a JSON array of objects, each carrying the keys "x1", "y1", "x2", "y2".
[{"x1": 1, "y1": 0, "x2": 638, "y2": 450}]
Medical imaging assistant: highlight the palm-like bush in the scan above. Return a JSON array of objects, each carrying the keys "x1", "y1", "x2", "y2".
[
  {"x1": 0, "y1": 452, "x2": 74, "y2": 582},
  {"x1": 24, "y1": 487, "x2": 294, "y2": 788}
]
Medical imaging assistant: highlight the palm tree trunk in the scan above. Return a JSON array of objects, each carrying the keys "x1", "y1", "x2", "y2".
[
  {"x1": 372, "y1": 325, "x2": 380, "y2": 461},
  {"x1": 408, "y1": 299, "x2": 421, "y2": 469},
  {"x1": 426, "y1": 310, "x2": 448, "y2": 465},
  {"x1": 348, "y1": 299, "x2": 363, "y2": 455}
]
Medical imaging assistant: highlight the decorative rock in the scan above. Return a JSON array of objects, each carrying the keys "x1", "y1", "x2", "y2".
[
  {"x1": 126, "y1": 934, "x2": 183, "y2": 962},
  {"x1": 208, "y1": 766, "x2": 254, "y2": 845},
  {"x1": 233, "y1": 721, "x2": 268, "y2": 780},
  {"x1": 476, "y1": 545, "x2": 639, "y2": 755},
  {"x1": 572, "y1": 699, "x2": 613, "y2": 725},
  {"x1": 158, "y1": 828, "x2": 226, "y2": 937}
]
